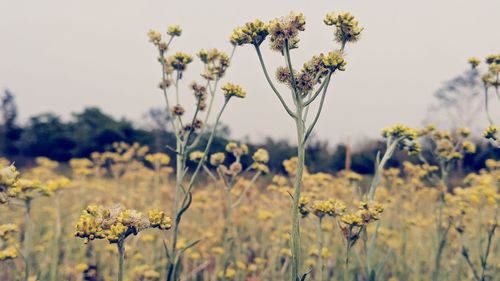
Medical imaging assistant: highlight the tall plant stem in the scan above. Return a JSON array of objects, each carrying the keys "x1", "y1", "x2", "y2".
[
  {"x1": 166, "y1": 99, "x2": 229, "y2": 281},
  {"x1": 49, "y1": 196, "x2": 62, "y2": 281},
  {"x1": 117, "y1": 240, "x2": 125, "y2": 281},
  {"x1": 23, "y1": 200, "x2": 32, "y2": 281},
  {"x1": 291, "y1": 104, "x2": 305, "y2": 281},
  {"x1": 317, "y1": 218, "x2": 324, "y2": 281}
]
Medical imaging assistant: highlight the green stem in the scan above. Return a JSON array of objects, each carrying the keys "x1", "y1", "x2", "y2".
[
  {"x1": 317, "y1": 218, "x2": 324, "y2": 281},
  {"x1": 484, "y1": 86, "x2": 494, "y2": 125},
  {"x1": 49, "y1": 196, "x2": 61, "y2": 281},
  {"x1": 117, "y1": 240, "x2": 125, "y2": 281},
  {"x1": 304, "y1": 74, "x2": 332, "y2": 143},
  {"x1": 291, "y1": 104, "x2": 305, "y2": 281},
  {"x1": 167, "y1": 99, "x2": 229, "y2": 281},
  {"x1": 254, "y1": 45, "x2": 296, "y2": 118},
  {"x1": 23, "y1": 200, "x2": 32, "y2": 281}
]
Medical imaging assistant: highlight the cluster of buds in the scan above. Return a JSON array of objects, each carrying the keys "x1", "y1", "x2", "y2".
[
  {"x1": 0, "y1": 164, "x2": 20, "y2": 204},
  {"x1": 230, "y1": 19, "x2": 269, "y2": 46},
  {"x1": 251, "y1": 148, "x2": 270, "y2": 173},
  {"x1": 149, "y1": 25, "x2": 245, "y2": 150},
  {"x1": 484, "y1": 125, "x2": 498, "y2": 142},
  {"x1": 131, "y1": 265, "x2": 161, "y2": 281},
  {"x1": 198, "y1": 48, "x2": 230, "y2": 81},
  {"x1": 275, "y1": 50, "x2": 346, "y2": 97},
  {"x1": 148, "y1": 24, "x2": 183, "y2": 50},
  {"x1": 40, "y1": 177, "x2": 71, "y2": 196},
  {"x1": 189, "y1": 151, "x2": 206, "y2": 162},
  {"x1": 168, "y1": 52, "x2": 193, "y2": 73},
  {"x1": 214, "y1": 143, "x2": 269, "y2": 177},
  {"x1": 8, "y1": 179, "x2": 45, "y2": 201},
  {"x1": 339, "y1": 202, "x2": 384, "y2": 244},
  {"x1": 69, "y1": 158, "x2": 94, "y2": 177},
  {"x1": 0, "y1": 224, "x2": 18, "y2": 262},
  {"x1": 421, "y1": 126, "x2": 476, "y2": 161},
  {"x1": 382, "y1": 124, "x2": 420, "y2": 155},
  {"x1": 90, "y1": 142, "x2": 150, "y2": 178},
  {"x1": 222, "y1": 83, "x2": 246, "y2": 99},
  {"x1": 75, "y1": 205, "x2": 171, "y2": 244},
  {"x1": 232, "y1": 11, "x2": 362, "y2": 51},
  {"x1": 323, "y1": 12, "x2": 364, "y2": 43},
  {"x1": 480, "y1": 54, "x2": 500, "y2": 88},
  {"x1": 145, "y1": 152, "x2": 171, "y2": 168},
  {"x1": 267, "y1": 12, "x2": 306, "y2": 52},
  {"x1": 147, "y1": 209, "x2": 173, "y2": 230},
  {"x1": 299, "y1": 197, "x2": 347, "y2": 219}
]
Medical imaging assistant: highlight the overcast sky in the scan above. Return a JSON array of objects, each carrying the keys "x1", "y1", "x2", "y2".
[{"x1": 1, "y1": 0, "x2": 499, "y2": 144}]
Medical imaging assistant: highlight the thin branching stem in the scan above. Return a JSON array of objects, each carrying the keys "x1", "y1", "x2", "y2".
[{"x1": 254, "y1": 45, "x2": 296, "y2": 118}]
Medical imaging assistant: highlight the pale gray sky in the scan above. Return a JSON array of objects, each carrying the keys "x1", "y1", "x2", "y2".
[{"x1": 1, "y1": 0, "x2": 499, "y2": 144}]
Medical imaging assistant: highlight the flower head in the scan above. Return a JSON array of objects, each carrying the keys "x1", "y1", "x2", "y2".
[
  {"x1": 230, "y1": 19, "x2": 269, "y2": 46},
  {"x1": 268, "y1": 12, "x2": 306, "y2": 52},
  {"x1": 483, "y1": 125, "x2": 498, "y2": 140},
  {"x1": 222, "y1": 83, "x2": 246, "y2": 99},
  {"x1": 252, "y1": 148, "x2": 269, "y2": 163},
  {"x1": 324, "y1": 12, "x2": 363, "y2": 43},
  {"x1": 0, "y1": 164, "x2": 20, "y2": 204},
  {"x1": 168, "y1": 52, "x2": 193, "y2": 72},
  {"x1": 147, "y1": 30, "x2": 162, "y2": 45},
  {"x1": 467, "y1": 57, "x2": 481, "y2": 69},
  {"x1": 322, "y1": 51, "x2": 346, "y2": 71},
  {"x1": 167, "y1": 25, "x2": 182, "y2": 37},
  {"x1": 210, "y1": 152, "x2": 226, "y2": 166}
]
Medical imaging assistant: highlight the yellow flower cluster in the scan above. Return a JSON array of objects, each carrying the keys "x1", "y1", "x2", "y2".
[
  {"x1": 0, "y1": 164, "x2": 20, "y2": 204},
  {"x1": 322, "y1": 51, "x2": 347, "y2": 71},
  {"x1": 483, "y1": 125, "x2": 498, "y2": 140},
  {"x1": 0, "y1": 224, "x2": 19, "y2": 262},
  {"x1": 167, "y1": 25, "x2": 182, "y2": 37},
  {"x1": 222, "y1": 83, "x2": 246, "y2": 99},
  {"x1": 268, "y1": 12, "x2": 306, "y2": 52},
  {"x1": 147, "y1": 30, "x2": 162, "y2": 45},
  {"x1": 210, "y1": 152, "x2": 226, "y2": 166},
  {"x1": 252, "y1": 148, "x2": 269, "y2": 164},
  {"x1": 323, "y1": 12, "x2": 363, "y2": 43},
  {"x1": 69, "y1": 158, "x2": 93, "y2": 177},
  {"x1": 147, "y1": 209, "x2": 172, "y2": 230},
  {"x1": 75, "y1": 205, "x2": 171, "y2": 244},
  {"x1": 168, "y1": 52, "x2": 193, "y2": 72},
  {"x1": 481, "y1": 54, "x2": 500, "y2": 87},
  {"x1": 382, "y1": 124, "x2": 420, "y2": 155},
  {"x1": 226, "y1": 142, "x2": 249, "y2": 156},
  {"x1": 145, "y1": 153, "x2": 171, "y2": 167},
  {"x1": 198, "y1": 48, "x2": 230, "y2": 80},
  {"x1": 230, "y1": 19, "x2": 269, "y2": 46},
  {"x1": 41, "y1": 177, "x2": 71, "y2": 196},
  {"x1": 382, "y1": 124, "x2": 417, "y2": 140},
  {"x1": 468, "y1": 57, "x2": 481, "y2": 69},
  {"x1": 311, "y1": 199, "x2": 347, "y2": 218},
  {"x1": 340, "y1": 201, "x2": 384, "y2": 227},
  {"x1": 131, "y1": 265, "x2": 161, "y2": 281},
  {"x1": 189, "y1": 151, "x2": 205, "y2": 162}
]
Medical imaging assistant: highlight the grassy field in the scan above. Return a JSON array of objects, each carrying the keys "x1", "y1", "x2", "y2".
[{"x1": 0, "y1": 136, "x2": 498, "y2": 281}]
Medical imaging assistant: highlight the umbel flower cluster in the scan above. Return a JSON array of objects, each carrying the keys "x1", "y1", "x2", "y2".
[
  {"x1": 144, "y1": 24, "x2": 249, "y2": 281},
  {"x1": 205, "y1": 142, "x2": 270, "y2": 176},
  {"x1": 230, "y1": 11, "x2": 365, "y2": 281},
  {"x1": 468, "y1": 54, "x2": 500, "y2": 147},
  {"x1": 382, "y1": 124, "x2": 420, "y2": 155},
  {"x1": 0, "y1": 164, "x2": 20, "y2": 204},
  {"x1": 0, "y1": 223, "x2": 18, "y2": 261},
  {"x1": 75, "y1": 205, "x2": 172, "y2": 244}
]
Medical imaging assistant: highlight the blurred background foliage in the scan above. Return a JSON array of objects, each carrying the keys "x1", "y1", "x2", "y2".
[{"x1": 0, "y1": 87, "x2": 498, "y2": 176}]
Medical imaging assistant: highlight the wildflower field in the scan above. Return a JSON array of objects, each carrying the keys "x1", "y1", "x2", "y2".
[{"x1": 1, "y1": 9, "x2": 499, "y2": 281}]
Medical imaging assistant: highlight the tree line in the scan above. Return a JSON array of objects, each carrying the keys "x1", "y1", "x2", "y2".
[{"x1": 0, "y1": 90, "x2": 498, "y2": 174}]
